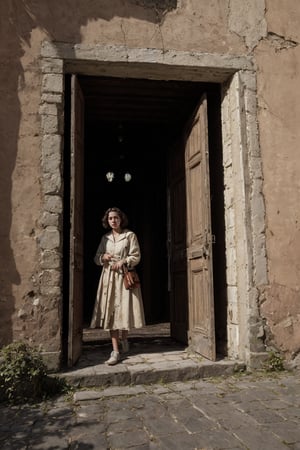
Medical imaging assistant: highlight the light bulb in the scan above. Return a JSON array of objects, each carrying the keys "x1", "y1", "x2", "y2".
[{"x1": 106, "y1": 172, "x2": 114, "y2": 182}]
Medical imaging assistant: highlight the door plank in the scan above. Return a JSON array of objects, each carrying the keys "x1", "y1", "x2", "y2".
[{"x1": 68, "y1": 75, "x2": 84, "y2": 367}]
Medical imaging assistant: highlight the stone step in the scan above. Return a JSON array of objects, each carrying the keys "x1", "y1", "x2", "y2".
[{"x1": 58, "y1": 339, "x2": 245, "y2": 388}]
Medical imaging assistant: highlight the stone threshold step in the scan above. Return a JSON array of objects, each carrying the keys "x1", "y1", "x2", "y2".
[{"x1": 58, "y1": 359, "x2": 246, "y2": 388}]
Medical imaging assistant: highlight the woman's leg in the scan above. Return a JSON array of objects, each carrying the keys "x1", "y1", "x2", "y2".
[
  {"x1": 121, "y1": 330, "x2": 128, "y2": 341},
  {"x1": 106, "y1": 329, "x2": 121, "y2": 365},
  {"x1": 110, "y1": 329, "x2": 120, "y2": 352},
  {"x1": 121, "y1": 329, "x2": 129, "y2": 353}
]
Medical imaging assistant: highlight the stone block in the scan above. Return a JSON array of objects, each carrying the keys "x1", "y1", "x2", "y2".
[
  {"x1": 39, "y1": 211, "x2": 60, "y2": 227},
  {"x1": 41, "y1": 172, "x2": 62, "y2": 194},
  {"x1": 225, "y1": 206, "x2": 235, "y2": 229},
  {"x1": 225, "y1": 246, "x2": 237, "y2": 285},
  {"x1": 41, "y1": 250, "x2": 61, "y2": 269},
  {"x1": 42, "y1": 73, "x2": 63, "y2": 94},
  {"x1": 44, "y1": 195, "x2": 63, "y2": 214},
  {"x1": 41, "y1": 93, "x2": 63, "y2": 104},
  {"x1": 39, "y1": 103, "x2": 59, "y2": 116},
  {"x1": 41, "y1": 113, "x2": 62, "y2": 135},
  {"x1": 40, "y1": 113, "x2": 58, "y2": 134},
  {"x1": 228, "y1": 301, "x2": 239, "y2": 326},
  {"x1": 38, "y1": 227, "x2": 60, "y2": 250},
  {"x1": 254, "y1": 251, "x2": 268, "y2": 285},
  {"x1": 40, "y1": 285, "x2": 61, "y2": 296},
  {"x1": 227, "y1": 324, "x2": 240, "y2": 359},
  {"x1": 39, "y1": 269, "x2": 61, "y2": 287},
  {"x1": 249, "y1": 156, "x2": 263, "y2": 180},
  {"x1": 42, "y1": 133, "x2": 62, "y2": 157},
  {"x1": 251, "y1": 187, "x2": 265, "y2": 223},
  {"x1": 41, "y1": 57, "x2": 64, "y2": 74},
  {"x1": 225, "y1": 225, "x2": 235, "y2": 248}
]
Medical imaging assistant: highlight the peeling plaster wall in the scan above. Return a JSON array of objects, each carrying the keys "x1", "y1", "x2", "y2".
[
  {"x1": 0, "y1": 0, "x2": 299, "y2": 366},
  {"x1": 255, "y1": 0, "x2": 300, "y2": 361}
]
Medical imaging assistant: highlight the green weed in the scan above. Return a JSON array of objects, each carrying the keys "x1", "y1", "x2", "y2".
[{"x1": 0, "y1": 341, "x2": 70, "y2": 404}]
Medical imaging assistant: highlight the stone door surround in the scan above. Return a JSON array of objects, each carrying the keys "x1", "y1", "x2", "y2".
[{"x1": 39, "y1": 42, "x2": 267, "y2": 367}]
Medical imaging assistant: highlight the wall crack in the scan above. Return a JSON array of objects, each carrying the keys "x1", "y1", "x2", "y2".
[
  {"x1": 120, "y1": 20, "x2": 129, "y2": 62},
  {"x1": 266, "y1": 31, "x2": 299, "y2": 52}
]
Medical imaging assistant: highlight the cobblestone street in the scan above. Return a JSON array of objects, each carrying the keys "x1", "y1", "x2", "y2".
[{"x1": 1, "y1": 370, "x2": 300, "y2": 449}]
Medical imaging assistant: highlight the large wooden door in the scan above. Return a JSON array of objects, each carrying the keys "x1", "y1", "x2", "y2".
[
  {"x1": 168, "y1": 139, "x2": 188, "y2": 343},
  {"x1": 68, "y1": 75, "x2": 84, "y2": 367},
  {"x1": 185, "y1": 94, "x2": 215, "y2": 360}
]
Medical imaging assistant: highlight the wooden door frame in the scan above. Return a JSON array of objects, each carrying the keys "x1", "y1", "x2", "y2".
[
  {"x1": 68, "y1": 75, "x2": 84, "y2": 367},
  {"x1": 39, "y1": 42, "x2": 268, "y2": 369}
]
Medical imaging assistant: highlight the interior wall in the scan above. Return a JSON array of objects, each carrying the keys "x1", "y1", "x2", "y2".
[{"x1": 83, "y1": 121, "x2": 170, "y2": 326}]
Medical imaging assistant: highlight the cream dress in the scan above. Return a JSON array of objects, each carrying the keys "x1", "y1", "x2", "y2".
[{"x1": 90, "y1": 229, "x2": 145, "y2": 331}]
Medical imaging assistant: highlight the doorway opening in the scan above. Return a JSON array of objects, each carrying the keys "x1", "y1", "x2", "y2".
[{"x1": 64, "y1": 75, "x2": 227, "y2": 363}]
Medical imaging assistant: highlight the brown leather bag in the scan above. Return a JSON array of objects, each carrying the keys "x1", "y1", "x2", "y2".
[{"x1": 123, "y1": 265, "x2": 140, "y2": 290}]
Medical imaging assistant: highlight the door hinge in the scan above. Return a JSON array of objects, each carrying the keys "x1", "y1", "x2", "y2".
[{"x1": 207, "y1": 234, "x2": 216, "y2": 244}]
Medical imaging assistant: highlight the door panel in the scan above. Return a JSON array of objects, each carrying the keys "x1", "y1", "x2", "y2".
[
  {"x1": 168, "y1": 139, "x2": 188, "y2": 343},
  {"x1": 68, "y1": 75, "x2": 84, "y2": 367},
  {"x1": 185, "y1": 94, "x2": 216, "y2": 360}
]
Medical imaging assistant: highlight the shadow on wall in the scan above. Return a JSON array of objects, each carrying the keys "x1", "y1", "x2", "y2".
[{"x1": 0, "y1": 0, "x2": 178, "y2": 344}]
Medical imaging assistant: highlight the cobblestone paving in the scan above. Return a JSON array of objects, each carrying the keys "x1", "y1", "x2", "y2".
[{"x1": 0, "y1": 371, "x2": 300, "y2": 449}]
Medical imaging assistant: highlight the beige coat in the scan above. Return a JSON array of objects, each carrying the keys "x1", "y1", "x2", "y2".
[{"x1": 90, "y1": 229, "x2": 145, "y2": 330}]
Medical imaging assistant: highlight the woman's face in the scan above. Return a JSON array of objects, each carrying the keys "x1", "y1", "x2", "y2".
[{"x1": 108, "y1": 211, "x2": 121, "y2": 231}]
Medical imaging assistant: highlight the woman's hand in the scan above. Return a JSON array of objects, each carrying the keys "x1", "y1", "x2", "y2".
[
  {"x1": 102, "y1": 253, "x2": 113, "y2": 265},
  {"x1": 111, "y1": 259, "x2": 125, "y2": 271}
]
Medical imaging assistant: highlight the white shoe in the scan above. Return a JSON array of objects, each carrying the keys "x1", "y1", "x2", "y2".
[
  {"x1": 121, "y1": 339, "x2": 129, "y2": 353},
  {"x1": 105, "y1": 351, "x2": 120, "y2": 365}
]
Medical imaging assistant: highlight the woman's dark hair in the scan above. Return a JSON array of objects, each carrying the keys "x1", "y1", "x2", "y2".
[{"x1": 102, "y1": 207, "x2": 128, "y2": 229}]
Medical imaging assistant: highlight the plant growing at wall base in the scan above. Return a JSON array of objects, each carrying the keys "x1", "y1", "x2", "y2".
[
  {"x1": 0, "y1": 341, "x2": 69, "y2": 404},
  {"x1": 265, "y1": 351, "x2": 285, "y2": 372}
]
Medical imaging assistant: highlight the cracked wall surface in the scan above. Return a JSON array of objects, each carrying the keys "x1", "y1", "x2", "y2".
[
  {"x1": 228, "y1": 0, "x2": 267, "y2": 50},
  {"x1": 0, "y1": 0, "x2": 299, "y2": 367},
  {"x1": 255, "y1": 0, "x2": 300, "y2": 362}
]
